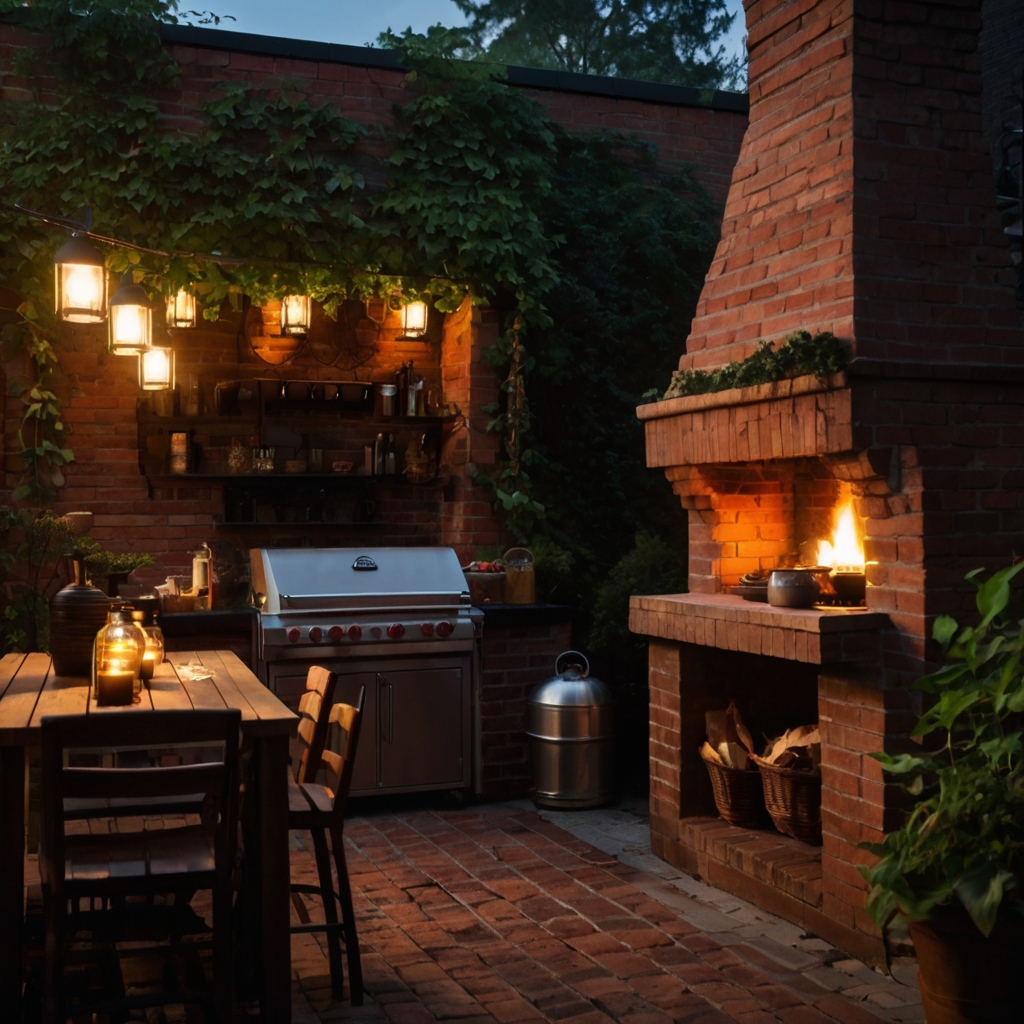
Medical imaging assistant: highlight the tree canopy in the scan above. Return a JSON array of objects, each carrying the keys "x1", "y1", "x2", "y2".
[{"x1": 451, "y1": 0, "x2": 742, "y2": 89}]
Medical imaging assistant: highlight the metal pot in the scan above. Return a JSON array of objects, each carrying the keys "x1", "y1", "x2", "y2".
[
  {"x1": 767, "y1": 570, "x2": 820, "y2": 609},
  {"x1": 526, "y1": 651, "x2": 615, "y2": 809}
]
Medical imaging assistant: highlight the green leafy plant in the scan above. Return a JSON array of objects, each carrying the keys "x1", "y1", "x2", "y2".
[
  {"x1": 84, "y1": 550, "x2": 156, "y2": 577},
  {"x1": 0, "y1": 507, "x2": 88, "y2": 652},
  {"x1": 859, "y1": 563, "x2": 1024, "y2": 937},
  {"x1": 661, "y1": 330, "x2": 849, "y2": 400}
]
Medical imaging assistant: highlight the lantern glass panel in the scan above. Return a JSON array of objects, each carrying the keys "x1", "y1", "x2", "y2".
[
  {"x1": 57, "y1": 263, "x2": 106, "y2": 323},
  {"x1": 280, "y1": 294, "x2": 311, "y2": 335},
  {"x1": 110, "y1": 303, "x2": 152, "y2": 355},
  {"x1": 140, "y1": 347, "x2": 174, "y2": 390},
  {"x1": 166, "y1": 289, "x2": 197, "y2": 329},
  {"x1": 401, "y1": 301, "x2": 428, "y2": 337}
]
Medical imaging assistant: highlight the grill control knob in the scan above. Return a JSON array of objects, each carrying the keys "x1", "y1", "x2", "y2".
[
  {"x1": 387, "y1": 622, "x2": 406, "y2": 640},
  {"x1": 370, "y1": 626, "x2": 382, "y2": 639},
  {"x1": 420, "y1": 622, "x2": 435, "y2": 637},
  {"x1": 348, "y1": 624, "x2": 362, "y2": 641},
  {"x1": 309, "y1": 626, "x2": 323, "y2": 643},
  {"x1": 327, "y1": 625, "x2": 343, "y2": 642},
  {"x1": 287, "y1": 627, "x2": 301, "y2": 644},
  {"x1": 436, "y1": 620, "x2": 454, "y2": 638}
]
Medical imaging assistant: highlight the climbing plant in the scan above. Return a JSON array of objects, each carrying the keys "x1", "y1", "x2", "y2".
[{"x1": 0, "y1": 5, "x2": 719, "y2": 560}]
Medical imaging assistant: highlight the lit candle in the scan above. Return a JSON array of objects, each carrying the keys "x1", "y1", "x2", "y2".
[{"x1": 96, "y1": 667, "x2": 135, "y2": 705}]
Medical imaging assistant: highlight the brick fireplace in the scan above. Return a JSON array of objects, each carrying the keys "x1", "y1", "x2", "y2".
[{"x1": 630, "y1": 0, "x2": 1024, "y2": 962}]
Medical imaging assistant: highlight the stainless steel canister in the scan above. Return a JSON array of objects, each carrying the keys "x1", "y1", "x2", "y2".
[{"x1": 526, "y1": 651, "x2": 615, "y2": 809}]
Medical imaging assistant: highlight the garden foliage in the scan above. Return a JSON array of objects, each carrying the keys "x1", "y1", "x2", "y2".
[{"x1": 860, "y1": 563, "x2": 1024, "y2": 937}]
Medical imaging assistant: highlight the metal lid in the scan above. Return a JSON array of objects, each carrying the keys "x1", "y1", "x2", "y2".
[
  {"x1": 250, "y1": 546, "x2": 470, "y2": 613},
  {"x1": 528, "y1": 651, "x2": 613, "y2": 707}
]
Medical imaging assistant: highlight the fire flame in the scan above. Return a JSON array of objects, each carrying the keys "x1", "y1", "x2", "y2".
[{"x1": 816, "y1": 500, "x2": 864, "y2": 572}]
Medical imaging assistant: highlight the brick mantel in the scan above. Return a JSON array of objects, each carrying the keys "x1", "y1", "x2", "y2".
[{"x1": 629, "y1": 593, "x2": 887, "y2": 665}]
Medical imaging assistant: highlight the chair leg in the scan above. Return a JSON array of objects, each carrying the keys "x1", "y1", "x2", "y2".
[
  {"x1": 212, "y1": 879, "x2": 235, "y2": 1024},
  {"x1": 42, "y1": 891, "x2": 65, "y2": 1024},
  {"x1": 310, "y1": 828, "x2": 345, "y2": 998},
  {"x1": 329, "y1": 825, "x2": 362, "y2": 1007}
]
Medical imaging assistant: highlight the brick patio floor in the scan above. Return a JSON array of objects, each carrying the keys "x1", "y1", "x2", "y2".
[{"x1": 290, "y1": 804, "x2": 923, "y2": 1024}]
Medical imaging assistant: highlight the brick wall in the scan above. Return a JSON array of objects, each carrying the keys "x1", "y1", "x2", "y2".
[
  {"x1": 0, "y1": 23, "x2": 747, "y2": 574},
  {"x1": 681, "y1": 0, "x2": 1021, "y2": 371}
]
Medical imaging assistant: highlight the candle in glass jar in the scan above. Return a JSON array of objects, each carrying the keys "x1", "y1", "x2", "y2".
[{"x1": 96, "y1": 667, "x2": 135, "y2": 705}]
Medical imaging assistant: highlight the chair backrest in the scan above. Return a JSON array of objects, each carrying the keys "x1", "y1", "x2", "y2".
[
  {"x1": 40, "y1": 709, "x2": 241, "y2": 893},
  {"x1": 320, "y1": 686, "x2": 365, "y2": 826},
  {"x1": 291, "y1": 666, "x2": 337, "y2": 784}
]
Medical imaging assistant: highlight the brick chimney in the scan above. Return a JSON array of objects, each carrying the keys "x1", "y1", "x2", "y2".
[
  {"x1": 630, "y1": 0, "x2": 1024, "y2": 964},
  {"x1": 683, "y1": 0, "x2": 1021, "y2": 371}
]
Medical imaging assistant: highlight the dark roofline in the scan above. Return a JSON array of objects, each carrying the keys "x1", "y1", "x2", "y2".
[{"x1": 159, "y1": 23, "x2": 749, "y2": 115}]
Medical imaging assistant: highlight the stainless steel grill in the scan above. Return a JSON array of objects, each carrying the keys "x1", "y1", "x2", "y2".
[{"x1": 251, "y1": 546, "x2": 480, "y2": 796}]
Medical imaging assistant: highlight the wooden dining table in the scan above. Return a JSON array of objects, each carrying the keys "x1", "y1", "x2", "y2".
[{"x1": 0, "y1": 649, "x2": 297, "y2": 1023}]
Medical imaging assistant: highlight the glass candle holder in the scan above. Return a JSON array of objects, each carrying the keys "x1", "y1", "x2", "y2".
[
  {"x1": 93, "y1": 608, "x2": 145, "y2": 705},
  {"x1": 131, "y1": 609, "x2": 165, "y2": 682}
]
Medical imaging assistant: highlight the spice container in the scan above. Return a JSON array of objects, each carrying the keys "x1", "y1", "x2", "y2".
[
  {"x1": 252, "y1": 446, "x2": 275, "y2": 473},
  {"x1": 379, "y1": 383, "x2": 397, "y2": 416},
  {"x1": 227, "y1": 437, "x2": 249, "y2": 474},
  {"x1": 169, "y1": 431, "x2": 189, "y2": 474}
]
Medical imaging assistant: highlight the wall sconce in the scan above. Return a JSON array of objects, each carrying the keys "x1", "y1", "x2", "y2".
[
  {"x1": 165, "y1": 288, "x2": 197, "y2": 329},
  {"x1": 54, "y1": 234, "x2": 107, "y2": 323},
  {"x1": 139, "y1": 347, "x2": 175, "y2": 390},
  {"x1": 401, "y1": 300, "x2": 428, "y2": 338},
  {"x1": 108, "y1": 272, "x2": 152, "y2": 355},
  {"x1": 280, "y1": 294, "x2": 311, "y2": 336}
]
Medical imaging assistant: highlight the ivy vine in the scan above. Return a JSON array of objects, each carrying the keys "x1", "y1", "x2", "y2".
[{"x1": 660, "y1": 330, "x2": 849, "y2": 400}]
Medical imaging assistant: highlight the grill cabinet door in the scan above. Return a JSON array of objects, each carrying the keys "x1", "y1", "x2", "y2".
[{"x1": 378, "y1": 667, "x2": 466, "y2": 790}]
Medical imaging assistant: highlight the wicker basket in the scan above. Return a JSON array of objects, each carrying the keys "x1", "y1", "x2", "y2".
[
  {"x1": 700, "y1": 747, "x2": 771, "y2": 829},
  {"x1": 753, "y1": 757, "x2": 822, "y2": 845}
]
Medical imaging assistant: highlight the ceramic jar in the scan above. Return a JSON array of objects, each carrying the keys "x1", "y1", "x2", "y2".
[{"x1": 50, "y1": 554, "x2": 111, "y2": 677}]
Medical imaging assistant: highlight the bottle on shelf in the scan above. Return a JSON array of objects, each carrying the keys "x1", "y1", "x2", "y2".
[
  {"x1": 395, "y1": 364, "x2": 407, "y2": 418},
  {"x1": 373, "y1": 432, "x2": 384, "y2": 475},
  {"x1": 405, "y1": 360, "x2": 417, "y2": 416},
  {"x1": 385, "y1": 433, "x2": 396, "y2": 475},
  {"x1": 192, "y1": 541, "x2": 213, "y2": 611}
]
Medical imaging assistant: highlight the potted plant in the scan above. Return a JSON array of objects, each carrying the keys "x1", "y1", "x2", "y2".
[
  {"x1": 85, "y1": 550, "x2": 156, "y2": 597},
  {"x1": 860, "y1": 563, "x2": 1024, "y2": 1023}
]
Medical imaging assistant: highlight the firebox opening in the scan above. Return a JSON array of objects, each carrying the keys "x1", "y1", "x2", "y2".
[{"x1": 708, "y1": 459, "x2": 868, "y2": 600}]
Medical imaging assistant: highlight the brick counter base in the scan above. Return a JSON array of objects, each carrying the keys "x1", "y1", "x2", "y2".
[{"x1": 479, "y1": 607, "x2": 573, "y2": 801}]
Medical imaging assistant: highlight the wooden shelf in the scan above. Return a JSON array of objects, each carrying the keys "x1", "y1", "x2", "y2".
[
  {"x1": 146, "y1": 472, "x2": 440, "y2": 487},
  {"x1": 213, "y1": 521, "x2": 416, "y2": 532}
]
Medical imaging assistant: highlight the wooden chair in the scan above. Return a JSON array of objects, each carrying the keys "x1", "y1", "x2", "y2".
[
  {"x1": 40, "y1": 709, "x2": 241, "y2": 1024},
  {"x1": 288, "y1": 687, "x2": 364, "y2": 1004},
  {"x1": 291, "y1": 665, "x2": 338, "y2": 785}
]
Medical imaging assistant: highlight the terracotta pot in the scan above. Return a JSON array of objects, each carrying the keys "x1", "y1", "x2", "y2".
[{"x1": 909, "y1": 906, "x2": 1024, "y2": 1024}]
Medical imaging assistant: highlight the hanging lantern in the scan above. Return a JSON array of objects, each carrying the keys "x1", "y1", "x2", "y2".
[
  {"x1": 165, "y1": 288, "x2": 197, "y2": 329},
  {"x1": 280, "y1": 294, "x2": 311, "y2": 336},
  {"x1": 108, "y1": 272, "x2": 152, "y2": 355},
  {"x1": 139, "y1": 347, "x2": 175, "y2": 390},
  {"x1": 401, "y1": 300, "x2": 428, "y2": 338},
  {"x1": 54, "y1": 234, "x2": 107, "y2": 323}
]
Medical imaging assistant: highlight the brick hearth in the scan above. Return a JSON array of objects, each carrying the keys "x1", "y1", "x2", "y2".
[{"x1": 630, "y1": 0, "x2": 1024, "y2": 964}]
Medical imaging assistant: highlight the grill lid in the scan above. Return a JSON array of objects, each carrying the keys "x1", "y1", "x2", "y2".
[{"x1": 251, "y1": 546, "x2": 469, "y2": 613}]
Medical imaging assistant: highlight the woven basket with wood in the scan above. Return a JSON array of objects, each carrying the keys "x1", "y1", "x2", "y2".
[
  {"x1": 752, "y1": 757, "x2": 822, "y2": 845},
  {"x1": 699, "y1": 746, "x2": 770, "y2": 829}
]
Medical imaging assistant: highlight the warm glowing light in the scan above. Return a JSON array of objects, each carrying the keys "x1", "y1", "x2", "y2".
[
  {"x1": 54, "y1": 235, "x2": 107, "y2": 323},
  {"x1": 401, "y1": 300, "x2": 428, "y2": 337},
  {"x1": 109, "y1": 273, "x2": 152, "y2": 355},
  {"x1": 280, "y1": 294, "x2": 311, "y2": 335},
  {"x1": 817, "y1": 500, "x2": 865, "y2": 571},
  {"x1": 166, "y1": 288, "x2": 197, "y2": 328},
  {"x1": 140, "y1": 347, "x2": 174, "y2": 390}
]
